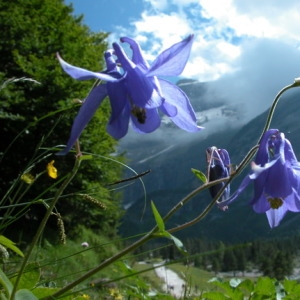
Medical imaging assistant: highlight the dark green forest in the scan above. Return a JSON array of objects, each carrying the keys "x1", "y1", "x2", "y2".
[{"x1": 0, "y1": 0, "x2": 123, "y2": 244}]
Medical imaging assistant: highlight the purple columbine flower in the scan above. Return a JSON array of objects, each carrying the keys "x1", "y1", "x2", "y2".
[
  {"x1": 206, "y1": 147, "x2": 230, "y2": 202},
  {"x1": 57, "y1": 35, "x2": 202, "y2": 154},
  {"x1": 117, "y1": 35, "x2": 202, "y2": 133},
  {"x1": 218, "y1": 129, "x2": 300, "y2": 228}
]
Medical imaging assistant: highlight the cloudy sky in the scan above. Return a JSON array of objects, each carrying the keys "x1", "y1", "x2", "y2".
[{"x1": 66, "y1": 0, "x2": 300, "y2": 125}]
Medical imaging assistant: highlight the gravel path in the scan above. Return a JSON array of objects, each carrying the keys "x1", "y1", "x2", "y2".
[{"x1": 154, "y1": 262, "x2": 186, "y2": 298}]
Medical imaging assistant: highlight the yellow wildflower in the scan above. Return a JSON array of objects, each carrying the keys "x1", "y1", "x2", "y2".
[
  {"x1": 109, "y1": 288, "x2": 123, "y2": 300},
  {"x1": 47, "y1": 160, "x2": 58, "y2": 179},
  {"x1": 21, "y1": 173, "x2": 35, "y2": 184}
]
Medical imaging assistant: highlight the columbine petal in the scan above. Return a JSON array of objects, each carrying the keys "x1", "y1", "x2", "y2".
[
  {"x1": 57, "y1": 53, "x2": 122, "y2": 82},
  {"x1": 266, "y1": 205, "x2": 288, "y2": 228},
  {"x1": 113, "y1": 42, "x2": 157, "y2": 108},
  {"x1": 106, "y1": 81, "x2": 127, "y2": 124},
  {"x1": 264, "y1": 160, "x2": 292, "y2": 198},
  {"x1": 147, "y1": 35, "x2": 194, "y2": 77},
  {"x1": 284, "y1": 189, "x2": 300, "y2": 212},
  {"x1": 57, "y1": 85, "x2": 107, "y2": 155},
  {"x1": 105, "y1": 80, "x2": 129, "y2": 139},
  {"x1": 160, "y1": 101, "x2": 177, "y2": 117},
  {"x1": 285, "y1": 138, "x2": 300, "y2": 166},
  {"x1": 159, "y1": 79, "x2": 202, "y2": 132},
  {"x1": 119, "y1": 37, "x2": 167, "y2": 109},
  {"x1": 218, "y1": 175, "x2": 252, "y2": 208},
  {"x1": 120, "y1": 37, "x2": 149, "y2": 70},
  {"x1": 251, "y1": 194, "x2": 271, "y2": 213},
  {"x1": 255, "y1": 129, "x2": 279, "y2": 165},
  {"x1": 107, "y1": 103, "x2": 131, "y2": 139}
]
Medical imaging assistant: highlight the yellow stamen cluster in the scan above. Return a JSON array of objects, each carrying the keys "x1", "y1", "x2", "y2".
[{"x1": 267, "y1": 197, "x2": 283, "y2": 209}]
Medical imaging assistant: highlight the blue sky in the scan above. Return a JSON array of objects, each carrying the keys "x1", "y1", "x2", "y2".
[
  {"x1": 65, "y1": 0, "x2": 145, "y2": 33},
  {"x1": 66, "y1": 0, "x2": 300, "y2": 120}
]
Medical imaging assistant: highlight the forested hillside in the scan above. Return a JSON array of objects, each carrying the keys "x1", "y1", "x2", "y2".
[{"x1": 0, "y1": 0, "x2": 123, "y2": 244}]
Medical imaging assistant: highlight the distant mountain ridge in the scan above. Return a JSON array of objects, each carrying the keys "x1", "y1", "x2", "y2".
[{"x1": 118, "y1": 80, "x2": 300, "y2": 243}]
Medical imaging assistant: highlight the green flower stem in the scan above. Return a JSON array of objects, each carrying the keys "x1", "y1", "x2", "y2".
[
  {"x1": 258, "y1": 82, "x2": 298, "y2": 143},
  {"x1": 10, "y1": 148, "x2": 82, "y2": 300}
]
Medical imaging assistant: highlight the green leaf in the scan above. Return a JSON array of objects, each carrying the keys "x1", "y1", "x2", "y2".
[
  {"x1": 149, "y1": 202, "x2": 187, "y2": 254},
  {"x1": 0, "y1": 235, "x2": 24, "y2": 257},
  {"x1": 167, "y1": 233, "x2": 187, "y2": 254},
  {"x1": 151, "y1": 201, "x2": 165, "y2": 232},
  {"x1": 0, "y1": 268, "x2": 12, "y2": 297},
  {"x1": 237, "y1": 278, "x2": 254, "y2": 293},
  {"x1": 254, "y1": 277, "x2": 275, "y2": 296},
  {"x1": 29, "y1": 288, "x2": 61, "y2": 299},
  {"x1": 10, "y1": 262, "x2": 40, "y2": 290},
  {"x1": 191, "y1": 168, "x2": 207, "y2": 183},
  {"x1": 15, "y1": 289, "x2": 38, "y2": 300}
]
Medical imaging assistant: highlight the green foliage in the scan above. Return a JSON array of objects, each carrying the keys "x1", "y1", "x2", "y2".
[
  {"x1": 0, "y1": 235, "x2": 24, "y2": 257},
  {"x1": 0, "y1": 266, "x2": 39, "y2": 299},
  {"x1": 191, "y1": 168, "x2": 207, "y2": 183},
  {"x1": 202, "y1": 277, "x2": 298, "y2": 300}
]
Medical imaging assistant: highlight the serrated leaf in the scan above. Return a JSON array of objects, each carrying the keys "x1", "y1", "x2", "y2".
[
  {"x1": 0, "y1": 235, "x2": 24, "y2": 257},
  {"x1": 191, "y1": 168, "x2": 207, "y2": 183},
  {"x1": 151, "y1": 201, "x2": 165, "y2": 232}
]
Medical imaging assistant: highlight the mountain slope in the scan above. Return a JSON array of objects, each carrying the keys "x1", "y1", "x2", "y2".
[{"x1": 118, "y1": 83, "x2": 300, "y2": 243}]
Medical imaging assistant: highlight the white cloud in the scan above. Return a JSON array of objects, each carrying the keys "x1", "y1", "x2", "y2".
[
  {"x1": 112, "y1": 0, "x2": 300, "y2": 83},
  {"x1": 199, "y1": 0, "x2": 300, "y2": 40},
  {"x1": 134, "y1": 12, "x2": 191, "y2": 42}
]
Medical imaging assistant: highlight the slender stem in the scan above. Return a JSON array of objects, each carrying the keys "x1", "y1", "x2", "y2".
[
  {"x1": 10, "y1": 153, "x2": 82, "y2": 299},
  {"x1": 258, "y1": 83, "x2": 297, "y2": 143}
]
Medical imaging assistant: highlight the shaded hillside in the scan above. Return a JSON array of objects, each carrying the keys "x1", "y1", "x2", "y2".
[{"x1": 118, "y1": 84, "x2": 300, "y2": 243}]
